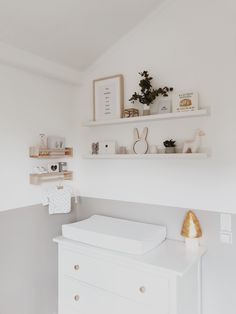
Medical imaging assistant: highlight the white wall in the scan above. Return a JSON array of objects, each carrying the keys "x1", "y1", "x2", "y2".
[
  {"x1": 77, "y1": 0, "x2": 236, "y2": 213},
  {"x1": 0, "y1": 64, "x2": 78, "y2": 212}
]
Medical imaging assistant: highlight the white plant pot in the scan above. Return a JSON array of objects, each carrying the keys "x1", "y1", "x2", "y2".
[
  {"x1": 165, "y1": 147, "x2": 176, "y2": 154},
  {"x1": 142, "y1": 104, "x2": 151, "y2": 116}
]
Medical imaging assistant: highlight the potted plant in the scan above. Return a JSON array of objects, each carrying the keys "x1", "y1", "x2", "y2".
[
  {"x1": 163, "y1": 139, "x2": 176, "y2": 154},
  {"x1": 129, "y1": 71, "x2": 173, "y2": 115}
]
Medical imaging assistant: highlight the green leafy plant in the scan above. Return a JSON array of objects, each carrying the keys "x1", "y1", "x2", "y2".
[
  {"x1": 129, "y1": 71, "x2": 173, "y2": 106},
  {"x1": 163, "y1": 140, "x2": 176, "y2": 147}
]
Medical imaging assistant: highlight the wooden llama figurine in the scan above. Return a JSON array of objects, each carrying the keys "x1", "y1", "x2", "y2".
[{"x1": 182, "y1": 129, "x2": 205, "y2": 153}]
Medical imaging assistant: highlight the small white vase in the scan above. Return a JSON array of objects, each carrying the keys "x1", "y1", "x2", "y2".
[
  {"x1": 149, "y1": 145, "x2": 158, "y2": 154},
  {"x1": 142, "y1": 104, "x2": 150, "y2": 116}
]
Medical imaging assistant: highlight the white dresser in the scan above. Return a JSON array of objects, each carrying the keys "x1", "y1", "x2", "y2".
[{"x1": 54, "y1": 236, "x2": 205, "y2": 314}]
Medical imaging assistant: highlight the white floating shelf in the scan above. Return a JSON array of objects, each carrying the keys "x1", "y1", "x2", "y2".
[
  {"x1": 82, "y1": 153, "x2": 208, "y2": 160},
  {"x1": 83, "y1": 109, "x2": 207, "y2": 127}
]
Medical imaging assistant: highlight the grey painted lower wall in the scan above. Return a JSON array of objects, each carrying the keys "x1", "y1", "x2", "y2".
[
  {"x1": 0, "y1": 202, "x2": 79, "y2": 314},
  {"x1": 0, "y1": 198, "x2": 235, "y2": 314}
]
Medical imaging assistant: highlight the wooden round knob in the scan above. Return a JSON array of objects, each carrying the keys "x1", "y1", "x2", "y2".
[
  {"x1": 139, "y1": 286, "x2": 146, "y2": 294},
  {"x1": 74, "y1": 294, "x2": 80, "y2": 301},
  {"x1": 74, "y1": 265, "x2": 80, "y2": 271}
]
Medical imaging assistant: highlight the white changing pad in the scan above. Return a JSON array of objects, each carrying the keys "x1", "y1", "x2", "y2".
[{"x1": 62, "y1": 215, "x2": 166, "y2": 255}]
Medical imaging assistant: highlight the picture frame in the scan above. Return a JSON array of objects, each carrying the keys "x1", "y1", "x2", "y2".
[
  {"x1": 172, "y1": 92, "x2": 198, "y2": 113},
  {"x1": 158, "y1": 97, "x2": 172, "y2": 114},
  {"x1": 47, "y1": 162, "x2": 59, "y2": 173},
  {"x1": 93, "y1": 74, "x2": 124, "y2": 121},
  {"x1": 47, "y1": 136, "x2": 65, "y2": 149}
]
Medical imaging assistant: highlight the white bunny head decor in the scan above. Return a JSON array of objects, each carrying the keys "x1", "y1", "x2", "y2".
[{"x1": 133, "y1": 127, "x2": 149, "y2": 154}]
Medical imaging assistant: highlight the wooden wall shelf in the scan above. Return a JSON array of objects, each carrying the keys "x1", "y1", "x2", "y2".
[
  {"x1": 29, "y1": 147, "x2": 73, "y2": 158},
  {"x1": 29, "y1": 171, "x2": 73, "y2": 185}
]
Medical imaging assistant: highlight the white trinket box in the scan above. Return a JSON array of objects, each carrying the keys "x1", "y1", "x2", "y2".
[{"x1": 99, "y1": 140, "x2": 117, "y2": 154}]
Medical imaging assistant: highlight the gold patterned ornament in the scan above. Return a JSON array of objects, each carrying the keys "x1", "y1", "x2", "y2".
[
  {"x1": 123, "y1": 108, "x2": 139, "y2": 118},
  {"x1": 181, "y1": 210, "x2": 202, "y2": 250}
]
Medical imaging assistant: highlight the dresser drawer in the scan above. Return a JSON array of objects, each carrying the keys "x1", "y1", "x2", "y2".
[
  {"x1": 59, "y1": 248, "x2": 169, "y2": 310},
  {"x1": 59, "y1": 276, "x2": 159, "y2": 314}
]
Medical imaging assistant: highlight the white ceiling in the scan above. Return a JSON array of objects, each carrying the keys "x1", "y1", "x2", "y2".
[{"x1": 0, "y1": 0, "x2": 163, "y2": 70}]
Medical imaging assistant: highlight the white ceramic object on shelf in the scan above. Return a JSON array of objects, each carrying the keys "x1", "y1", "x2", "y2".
[
  {"x1": 182, "y1": 129, "x2": 205, "y2": 153},
  {"x1": 142, "y1": 104, "x2": 150, "y2": 116},
  {"x1": 149, "y1": 145, "x2": 158, "y2": 154}
]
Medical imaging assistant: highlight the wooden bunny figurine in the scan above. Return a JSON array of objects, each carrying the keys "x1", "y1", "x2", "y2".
[
  {"x1": 133, "y1": 127, "x2": 149, "y2": 154},
  {"x1": 182, "y1": 129, "x2": 205, "y2": 153}
]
